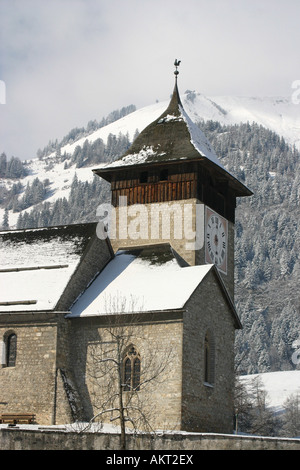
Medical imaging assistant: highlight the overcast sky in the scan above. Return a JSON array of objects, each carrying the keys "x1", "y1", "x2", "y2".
[{"x1": 0, "y1": 0, "x2": 299, "y2": 160}]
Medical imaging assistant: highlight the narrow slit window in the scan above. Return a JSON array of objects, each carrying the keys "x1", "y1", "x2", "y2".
[
  {"x1": 204, "y1": 336, "x2": 210, "y2": 383},
  {"x1": 6, "y1": 333, "x2": 17, "y2": 368},
  {"x1": 204, "y1": 330, "x2": 215, "y2": 386}
]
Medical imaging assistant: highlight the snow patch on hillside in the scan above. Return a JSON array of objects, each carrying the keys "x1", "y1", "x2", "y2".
[
  {"x1": 54, "y1": 92, "x2": 300, "y2": 157},
  {"x1": 240, "y1": 370, "x2": 300, "y2": 413}
]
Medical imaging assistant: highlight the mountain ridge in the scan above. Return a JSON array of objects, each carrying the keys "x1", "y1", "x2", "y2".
[{"x1": 48, "y1": 91, "x2": 300, "y2": 158}]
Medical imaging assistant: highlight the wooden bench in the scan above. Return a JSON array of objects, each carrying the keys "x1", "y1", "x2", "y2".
[{"x1": 0, "y1": 413, "x2": 35, "y2": 424}]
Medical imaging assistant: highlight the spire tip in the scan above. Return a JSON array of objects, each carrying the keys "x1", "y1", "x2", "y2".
[{"x1": 174, "y1": 59, "x2": 181, "y2": 79}]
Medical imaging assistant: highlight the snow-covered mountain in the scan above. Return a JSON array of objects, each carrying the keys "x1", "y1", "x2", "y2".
[{"x1": 58, "y1": 91, "x2": 300, "y2": 155}]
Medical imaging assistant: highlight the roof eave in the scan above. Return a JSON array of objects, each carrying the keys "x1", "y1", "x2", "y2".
[{"x1": 93, "y1": 156, "x2": 252, "y2": 197}]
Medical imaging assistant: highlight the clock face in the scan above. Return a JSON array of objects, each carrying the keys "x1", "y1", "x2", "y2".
[{"x1": 205, "y1": 208, "x2": 227, "y2": 274}]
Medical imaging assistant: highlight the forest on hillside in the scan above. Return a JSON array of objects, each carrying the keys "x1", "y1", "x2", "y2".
[{"x1": 202, "y1": 121, "x2": 300, "y2": 375}]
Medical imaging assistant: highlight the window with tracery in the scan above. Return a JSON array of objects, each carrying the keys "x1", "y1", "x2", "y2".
[{"x1": 123, "y1": 346, "x2": 141, "y2": 392}]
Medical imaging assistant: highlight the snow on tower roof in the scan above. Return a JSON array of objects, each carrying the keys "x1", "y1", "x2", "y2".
[
  {"x1": 97, "y1": 81, "x2": 224, "y2": 171},
  {"x1": 94, "y1": 78, "x2": 252, "y2": 197}
]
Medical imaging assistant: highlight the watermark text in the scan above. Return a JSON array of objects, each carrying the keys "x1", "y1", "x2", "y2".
[
  {"x1": 0, "y1": 80, "x2": 6, "y2": 104},
  {"x1": 291, "y1": 80, "x2": 300, "y2": 104},
  {"x1": 292, "y1": 338, "x2": 300, "y2": 365},
  {"x1": 96, "y1": 196, "x2": 204, "y2": 251}
]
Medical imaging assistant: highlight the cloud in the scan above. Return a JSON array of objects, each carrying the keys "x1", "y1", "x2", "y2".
[{"x1": 0, "y1": 0, "x2": 300, "y2": 160}]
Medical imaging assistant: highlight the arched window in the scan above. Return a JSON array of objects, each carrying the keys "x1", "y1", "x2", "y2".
[
  {"x1": 204, "y1": 330, "x2": 215, "y2": 386},
  {"x1": 123, "y1": 346, "x2": 141, "y2": 392},
  {"x1": 6, "y1": 333, "x2": 17, "y2": 367}
]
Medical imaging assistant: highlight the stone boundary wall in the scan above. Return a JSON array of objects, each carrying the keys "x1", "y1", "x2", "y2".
[{"x1": 0, "y1": 427, "x2": 299, "y2": 450}]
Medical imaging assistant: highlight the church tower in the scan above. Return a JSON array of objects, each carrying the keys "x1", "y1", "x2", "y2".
[{"x1": 94, "y1": 62, "x2": 252, "y2": 299}]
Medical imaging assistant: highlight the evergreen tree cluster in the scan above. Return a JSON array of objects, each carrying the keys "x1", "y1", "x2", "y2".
[
  {"x1": 36, "y1": 105, "x2": 136, "y2": 159},
  {"x1": 0, "y1": 153, "x2": 28, "y2": 178},
  {"x1": 202, "y1": 121, "x2": 300, "y2": 374},
  {"x1": 68, "y1": 132, "x2": 132, "y2": 169},
  {"x1": 16, "y1": 175, "x2": 110, "y2": 229},
  {"x1": 235, "y1": 375, "x2": 300, "y2": 437},
  {"x1": 2, "y1": 178, "x2": 50, "y2": 213}
]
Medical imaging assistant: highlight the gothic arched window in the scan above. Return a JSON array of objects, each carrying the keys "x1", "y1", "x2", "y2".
[
  {"x1": 6, "y1": 333, "x2": 17, "y2": 368},
  {"x1": 204, "y1": 330, "x2": 215, "y2": 386},
  {"x1": 123, "y1": 346, "x2": 141, "y2": 392}
]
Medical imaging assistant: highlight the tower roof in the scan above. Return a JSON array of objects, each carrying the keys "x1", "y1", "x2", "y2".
[
  {"x1": 94, "y1": 65, "x2": 252, "y2": 197},
  {"x1": 96, "y1": 79, "x2": 222, "y2": 170}
]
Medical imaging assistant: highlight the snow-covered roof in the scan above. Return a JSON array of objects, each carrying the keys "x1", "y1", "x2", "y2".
[
  {"x1": 100, "y1": 104, "x2": 223, "y2": 170},
  {"x1": 98, "y1": 82, "x2": 224, "y2": 172},
  {"x1": 94, "y1": 82, "x2": 251, "y2": 198},
  {"x1": 0, "y1": 223, "x2": 97, "y2": 312},
  {"x1": 68, "y1": 245, "x2": 214, "y2": 318}
]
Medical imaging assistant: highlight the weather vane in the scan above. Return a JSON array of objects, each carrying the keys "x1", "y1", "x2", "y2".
[{"x1": 174, "y1": 59, "x2": 181, "y2": 80}]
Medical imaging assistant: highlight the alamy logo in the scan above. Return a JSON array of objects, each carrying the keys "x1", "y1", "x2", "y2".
[
  {"x1": 96, "y1": 196, "x2": 205, "y2": 250},
  {"x1": 0, "y1": 80, "x2": 6, "y2": 104},
  {"x1": 291, "y1": 80, "x2": 300, "y2": 105},
  {"x1": 292, "y1": 338, "x2": 300, "y2": 365}
]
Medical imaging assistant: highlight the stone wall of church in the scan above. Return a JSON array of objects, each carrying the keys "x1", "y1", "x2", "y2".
[
  {"x1": 182, "y1": 270, "x2": 237, "y2": 433},
  {"x1": 1, "y1": 427, "x2": 300, "y2": 450},
  {"x1": 68, "y1": 313, "x2": 184, "y2": 431},
  {"x1": 0, "y1": 313, "x2": 67, "y2": 425}
]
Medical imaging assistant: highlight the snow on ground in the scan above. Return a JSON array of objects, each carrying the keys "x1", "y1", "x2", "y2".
[{"x1": 240, "y1": 370, "x2": 300, "y2": 413}]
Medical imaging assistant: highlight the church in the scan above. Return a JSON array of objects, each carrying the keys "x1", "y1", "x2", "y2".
[{"x1": 0, "y1": 64, "x2": 252, "y2": 433}]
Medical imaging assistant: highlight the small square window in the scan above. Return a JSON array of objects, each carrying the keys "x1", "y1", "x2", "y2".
[
  {"x1": 160, "y1": 169, "x2": 168, "y2": 181},
  {"x1": 140, "y1": 172, "x2": 148, "y2": 184}
]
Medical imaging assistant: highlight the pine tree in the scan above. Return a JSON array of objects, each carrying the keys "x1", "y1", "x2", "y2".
[{"x1": 2, "y1": 208, "x2": 9, "y2": 230}]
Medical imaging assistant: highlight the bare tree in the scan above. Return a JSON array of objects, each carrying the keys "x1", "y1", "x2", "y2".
[
  {"x1": 235, "y1": 375, "x2": 278, "y2": 436},
  {"x1": 234, "y1": 375, "x2": 253, "y2": 434},
  {"x1": 247, "y1": 376, "x2": 277, "y2": 436},
  {"x1": 82, "y1": 295, "x2": 174, "y2": 450},
  {"x1": 280, "y1": 394, "x2": 300, "y2": 437}
]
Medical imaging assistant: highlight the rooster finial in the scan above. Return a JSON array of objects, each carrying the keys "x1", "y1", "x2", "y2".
[{"x1": 174, "y1": 59, "x2": 181, "y2": 79}]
